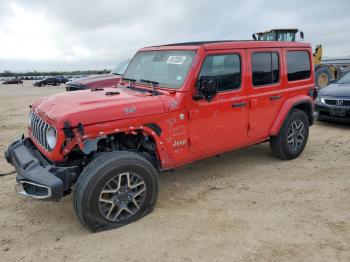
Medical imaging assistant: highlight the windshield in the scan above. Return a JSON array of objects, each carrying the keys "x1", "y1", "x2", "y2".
[
  {"x1": 337, "y1": 71, "x2": 350, "y2": 84},
  {"x1": 123, "y1": 50, "x2": 196, "y2": 89},
  {"x1": 111, "y1": 59, "x2": 131, "y2": 75}
]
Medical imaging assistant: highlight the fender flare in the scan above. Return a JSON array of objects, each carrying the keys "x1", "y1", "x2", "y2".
[
  {"x1": 270, "y1": 95, "x2": 314, "y2": 136},
  {"x1": 139, "y1": 125, "x2": 174, "y2": 170}
]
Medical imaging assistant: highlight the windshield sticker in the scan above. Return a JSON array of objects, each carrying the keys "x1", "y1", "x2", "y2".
[{"x1": 167, "y1": 56, "x2": 186, "y2": 65}]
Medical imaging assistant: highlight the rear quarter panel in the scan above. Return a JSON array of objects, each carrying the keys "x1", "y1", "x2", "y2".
[{"x1": 269, "y1": 47, "x2": 315, "y2": 136}]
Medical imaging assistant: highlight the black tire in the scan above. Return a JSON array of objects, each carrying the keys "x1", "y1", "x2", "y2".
[
  {"x1": 270, "y1": 109, "x2": 309, "y2": 160},
  {"x1": 73, "y1": 151, "x2": 159, "y2": 232},
  {"x1": 315, "y1": 66, "x2": 333, "y2": 88}
]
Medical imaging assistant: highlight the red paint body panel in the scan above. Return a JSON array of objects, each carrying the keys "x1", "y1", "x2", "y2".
[
  {"x1": 28, "y1": 41, "x2": 315, "y2": 169},
  {"x1": 32, "y1": 88, "x2": 167, "y2": 128}
]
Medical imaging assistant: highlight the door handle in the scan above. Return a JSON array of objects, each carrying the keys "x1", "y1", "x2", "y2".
[
  {"x1": 270, "y1": 95, "x2": 282, "y2": 101},
  {"x1": 232, "y1": 102, "x2": 246, "y2": 108}
]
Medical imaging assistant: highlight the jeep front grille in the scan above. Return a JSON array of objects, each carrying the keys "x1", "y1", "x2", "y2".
[{"x1": 29, "y1": 111, "x2": 50, "y2": 151}]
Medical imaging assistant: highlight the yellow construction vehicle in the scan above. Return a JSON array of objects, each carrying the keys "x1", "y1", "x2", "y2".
[{"x1": 253, "y1": 29, "x2": 350, "y2": 88}]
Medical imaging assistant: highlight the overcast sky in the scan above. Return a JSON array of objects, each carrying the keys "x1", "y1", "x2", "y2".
[{"x1": 0, "y1": 0, "x2": 349, "y2": 72}]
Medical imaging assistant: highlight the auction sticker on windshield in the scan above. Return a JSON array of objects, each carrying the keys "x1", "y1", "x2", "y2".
[{"x1": 167, "y1": 56, "x2": 186, "y2": 65}]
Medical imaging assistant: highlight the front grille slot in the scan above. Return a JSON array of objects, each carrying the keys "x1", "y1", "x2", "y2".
[
  {"x1": 30, "y1": 111, "x2": 50, "y2": 151},
  {"x1": 324, "y1": 99, "x2": 350, "y2": 106}
]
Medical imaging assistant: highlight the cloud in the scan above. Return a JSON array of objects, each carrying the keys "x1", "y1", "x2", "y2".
[{"x1": 0, "y1": 0, "x2": 349, "y2": 71}]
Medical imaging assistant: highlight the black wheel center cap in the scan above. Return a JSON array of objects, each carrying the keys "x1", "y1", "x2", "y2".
[{"x1": 115, "y1": 192, "x2": 132, "y2": 202}]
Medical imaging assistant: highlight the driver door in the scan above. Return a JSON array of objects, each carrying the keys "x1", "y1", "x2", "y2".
[{"x1": 188, "y1": 50, "x2": 248, "y2": 155}]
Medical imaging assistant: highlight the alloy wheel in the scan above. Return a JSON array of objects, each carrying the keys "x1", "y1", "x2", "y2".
[
  {"x1": 98, "y1": 172, "x2": 146, "y2": 222},
  {"x1": 287, "y1": 120, "x2": 305, "y2": 151}
]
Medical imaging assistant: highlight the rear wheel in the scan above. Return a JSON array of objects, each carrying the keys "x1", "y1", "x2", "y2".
[
  {"x1": 270, "y1": 109, "x2": 309, "y2": 160},
  {"x1": 73, "y1": 151, "x2": 158, "y2": 232}
]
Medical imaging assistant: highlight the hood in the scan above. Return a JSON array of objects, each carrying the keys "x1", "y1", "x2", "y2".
[
  {"x1": 319, "y1": 83, "x2": 350, "y2": 98},
  {"x1": 32, "y1": 87, "x2": 168, "y2": 129},
  {"x1": 67, "y1": 74, "x2": 121, "y2": 88}
]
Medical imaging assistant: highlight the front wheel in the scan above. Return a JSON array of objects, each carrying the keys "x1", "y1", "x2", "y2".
[
  {"x1": 73, "y1": 151, "x2": 159, "y2": 232},
  {"x1": 270, "y1": 109, "x2": 309, "y2": 160}
]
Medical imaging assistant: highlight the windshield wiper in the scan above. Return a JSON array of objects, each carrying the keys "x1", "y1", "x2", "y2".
[
  {"x1": 140, "y1": 79, "x2": 161, "y2": 95},
  {"x1": 122, "y1": 77, "x2": 136, "y2": 88}
]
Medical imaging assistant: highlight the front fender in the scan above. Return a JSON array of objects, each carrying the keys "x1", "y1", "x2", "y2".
[{"x1": 270, "y1": 95, "x2": 314, "y2": 136}]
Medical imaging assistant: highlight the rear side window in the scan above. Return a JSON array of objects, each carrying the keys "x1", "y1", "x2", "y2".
[
  {"x1": 252, "y1": 52, "x2": 279, "y2": 86},
  {"x1": 198, "y1": 54, "x2": 241, "y2": 91},
  {"x1": 287, "y1": 51, "x2": 311, "y2": 81}
]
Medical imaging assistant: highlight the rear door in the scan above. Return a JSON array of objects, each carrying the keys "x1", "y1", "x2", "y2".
[
  {"x1": 247, "y1": 48, "x2": 284, "y2": 138},
  {"x1": 188, "y1": 49, "x2": 249, "y2": 154}
]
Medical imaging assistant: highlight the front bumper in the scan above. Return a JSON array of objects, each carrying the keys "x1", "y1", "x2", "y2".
[
  {"x1": 5, "y1": 138, "x2": 79, "y2": 201},
  {"x1": 315, "y1": 102, "x2": 350, "y2": 124}
]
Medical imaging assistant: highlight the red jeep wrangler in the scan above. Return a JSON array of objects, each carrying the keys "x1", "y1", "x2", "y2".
[{"x1": 5, "y1": 40, "x2": 317, "y2": 231}]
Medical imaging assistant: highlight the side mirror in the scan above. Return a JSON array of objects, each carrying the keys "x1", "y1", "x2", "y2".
[
  {"x1": 300, "y1": 31, "x2": 304, "y2": 41},
  {"x1": 193, "y1": 76, "x2": 218, "y2": 102}
]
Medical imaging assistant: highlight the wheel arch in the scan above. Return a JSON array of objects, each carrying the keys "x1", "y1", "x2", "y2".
[
  {"x1": 82, "y1": 123, "x2": 169, "y2": 171},
  {"x1": 270, "y1": 96, "x2": 314, "y2": 136}
]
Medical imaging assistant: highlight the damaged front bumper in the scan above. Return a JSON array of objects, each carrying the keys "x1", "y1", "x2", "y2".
[{"x1": 5, "y1": 138, "x2": 79, "y2": 201}]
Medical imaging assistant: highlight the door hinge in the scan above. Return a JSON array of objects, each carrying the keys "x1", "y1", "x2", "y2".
[
  {"x1": 188, "y1": 109, "x2": 199, "y2": 120},
  {"x1": 248, "y1": 123, "x2": 256, "y2": 132}
]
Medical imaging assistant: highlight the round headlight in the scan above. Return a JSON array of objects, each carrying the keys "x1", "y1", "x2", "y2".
[{"x1": 46, "y1": 125, "x2": 57, "y2": 150}]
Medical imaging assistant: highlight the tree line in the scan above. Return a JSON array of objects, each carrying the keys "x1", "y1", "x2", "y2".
[{"x1": 0, "y1": 69, "x2": 111, "y2": 77}]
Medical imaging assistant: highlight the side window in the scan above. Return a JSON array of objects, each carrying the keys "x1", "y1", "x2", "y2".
[
  {"x1": 198, "y1": 54, "x2": 241, "y2": 91},
  {"x1": 287, "y1": 51, "x2": 311, "y2": 81},
  {"x1": 252, "y1": 52, "x2": 279, "y2": 86}
]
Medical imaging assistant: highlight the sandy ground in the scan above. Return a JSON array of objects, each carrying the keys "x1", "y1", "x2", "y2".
[{"x1": 0, "y1": 81, "x2": 349, "y2": 262}]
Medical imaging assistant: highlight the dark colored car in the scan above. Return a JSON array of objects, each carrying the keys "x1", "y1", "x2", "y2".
[
  {"x1": 2, "y1": 79, "x2": 23, "y2": 85},
  {"x1": 66, "y1": 59, "x2": 130, "y2": 91},
  {"x1": 57, "y1": 76, "x2": 69, "y2": 84},
  {"x1": 315, "y1": 70, "x2": 350, "y2": 123},
  {"x1": 33, "y1": 77, "x2": 61, "y2": 87}
]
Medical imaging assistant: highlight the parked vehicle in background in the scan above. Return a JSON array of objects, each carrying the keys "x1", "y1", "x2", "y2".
[
  {"x1": 57, "y1": 76, "x2": 69, "y2": 84},
  {"x1": 5, "y1": 41, "x2": 316, "y2": 232},
  {"x1": 66, "y1": 59, "x2": 130, "y2": 91},
  {"x1": 315, "y1": 70, "x2": 350, "y2": 123},
  {"x1": 2, "y1": 78, "x2": 23, "y2": 85},
  {"x1": 33, "y1": 77, "x2": 61, "y2": 86}
]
